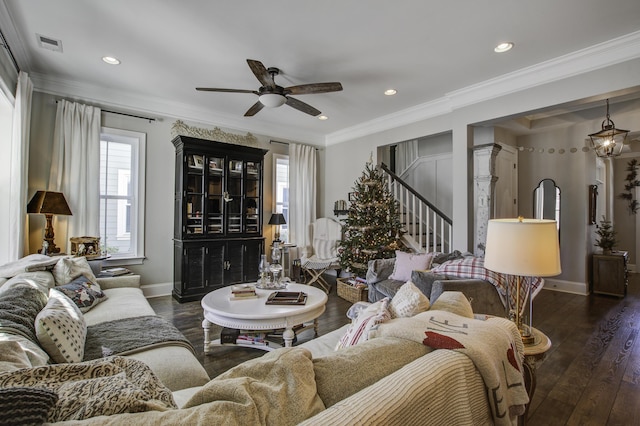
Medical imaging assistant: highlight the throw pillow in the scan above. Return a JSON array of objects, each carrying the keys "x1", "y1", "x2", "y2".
[
  {"x1": 389, "y1": 281, "x2": 430, "y2": 318},
  {"x1": 388, "y1": 251, "x2": 434, "y2": 282},
  {"x1": 0, "y1": 387, "x2": 58, "y2": 426},
  {"x1": 35, "y1": 290, "x2": 87, "y2": 363},
  {"x1": 336, "y1": 298, "x2": 391, "y2": 349},
  {"x1": 430, "y1": 291, "x2": 474, "y2": 318},
  {"x1": 52, "y1": 256, "x2": 98, "y2": 287},
  {"x1": 52, "y1": 276, "x2": 107, "y2": 313},
  {"x1": 313, "y1": 336, "x2": 429, "y2": 407}
]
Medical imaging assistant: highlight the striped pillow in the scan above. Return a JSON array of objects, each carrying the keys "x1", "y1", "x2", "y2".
[
  {"x1": 0, "y1": 387, "x2": 58, "y2": 425},
  {"x1": 336, "y1": 298, "x2": 391, "y2": 349}
]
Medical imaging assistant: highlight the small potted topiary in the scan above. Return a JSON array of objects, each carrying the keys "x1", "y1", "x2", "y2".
[{"x1": 595, "y1": 216, "x2": 617, "y2": 255}]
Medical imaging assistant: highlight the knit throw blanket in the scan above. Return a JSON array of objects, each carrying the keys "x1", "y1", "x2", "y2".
[
  {"x1": 83, "y1": 315, "x2": 194, "y2": 361},
  {"x1": 373, "y1": 310, "x2": 529, "y2": 425}
]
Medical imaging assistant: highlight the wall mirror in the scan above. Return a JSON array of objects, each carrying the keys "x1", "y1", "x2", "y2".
[{"x1": 534, "y1": 179, "x2": 561, "y2": 231}]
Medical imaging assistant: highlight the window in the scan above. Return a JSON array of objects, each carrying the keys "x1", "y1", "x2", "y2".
[
  {"x1": 99, "y1": 127, "x2": 145, "y2": 262},
  {"x1": 273, "y1": 154, "x2": 289, "y2": 242}
]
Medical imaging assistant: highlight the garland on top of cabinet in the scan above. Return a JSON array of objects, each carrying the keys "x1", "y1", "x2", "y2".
[
  {"x1": 618, "y1": 158, "x2": 640, "y2": 214},
  {"x1": 171, "y1": 120, "x2": 258, "y2": 146}
]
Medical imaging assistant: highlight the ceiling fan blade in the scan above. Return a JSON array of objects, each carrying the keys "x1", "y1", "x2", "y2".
[
  {"x1": 244, "y1": 101, "x2": 265, "y2": 117},
  {"x1": 247, "y1": 59, "x2": 274, "y2": 88},
  {"x1": 196, "y1": 87, "x2": 259, "y2": 95},
  {"x1": 285, "y1": 96, "x2": 321, "y2": 116},
  {"x1": 285, "y1": 82, "x2": 343, "y2": 95}
]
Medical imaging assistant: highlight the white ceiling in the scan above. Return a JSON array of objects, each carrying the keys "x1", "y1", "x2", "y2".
[{"x1": 1, "y1": 0, "x2": 640, "y2": 145}]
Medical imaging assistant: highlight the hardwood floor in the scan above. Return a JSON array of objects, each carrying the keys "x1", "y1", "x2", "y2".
[
  {"x1": 149, "y1": 281, "x2": 352, "y2": 379},
  {"x1": 149, "y1": 273, "x2": 640, "y2": 425}
]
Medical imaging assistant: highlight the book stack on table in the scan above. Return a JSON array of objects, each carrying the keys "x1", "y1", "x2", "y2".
[
  {"x1": 220, "y1": 328, "x2": 269, "y2": 346},
  {"x1": 229, "y1": 284, "x2": 257, "y2": 300}
]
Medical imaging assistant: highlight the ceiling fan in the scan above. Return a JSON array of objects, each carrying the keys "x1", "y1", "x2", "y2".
[{"x1": 196, "y1": 59, "x2": 343, "y2": 117}]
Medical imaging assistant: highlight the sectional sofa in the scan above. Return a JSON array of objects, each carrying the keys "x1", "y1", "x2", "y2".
[{"x1": 0, "y1": 254, "x2": 529, "y2": 425}]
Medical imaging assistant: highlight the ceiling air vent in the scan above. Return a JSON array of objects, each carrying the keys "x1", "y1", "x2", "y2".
[{"x1": 36, "y1": 34, "x2": 63, "y2": 52}]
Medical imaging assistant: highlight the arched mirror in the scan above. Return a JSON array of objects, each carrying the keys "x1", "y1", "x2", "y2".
[{"x1": 533, "y1": 179, "x2": 560, "y2": 231}]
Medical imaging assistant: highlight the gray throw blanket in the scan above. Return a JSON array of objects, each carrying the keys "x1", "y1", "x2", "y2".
[
  {"x1": 0, "y1": 284, "x2": 48, "y2": 343},
  {"x1": 83, "y1": 315, "x2": 194, "y2": 361}
]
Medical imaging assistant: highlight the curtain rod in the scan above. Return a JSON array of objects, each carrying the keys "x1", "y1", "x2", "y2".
[
  {"x1": 56, "y1": 100, "x2": 156, "y2": 122},
  {"x1": 269, "y1": 140, "x2": 320, "y2": 151},
  {"x1": 0, "y1": 27, "x2": 20, "y2": 73}
]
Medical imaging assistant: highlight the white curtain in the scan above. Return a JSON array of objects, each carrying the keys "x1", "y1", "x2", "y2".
[
  {"x1": 48, "y1": 100, "x2": 101, "y2": 253},
  {"x1": 8, "y1": 71, "x2": 33, "y2": 260},
  {"x1": 396, "y1": 139, "x2": 419, "y2": 175},
  {"x1": 289, "y1": 143, "x2": 316, "y2": 254}
]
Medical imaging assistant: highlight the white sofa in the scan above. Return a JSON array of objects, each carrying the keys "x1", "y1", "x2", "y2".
[
  {"x1": 0, "y1": 255, "x2": 210, "y2": 418},
  {"x1": 0, "y1": 256, "x2": 529, "y2": 425}
]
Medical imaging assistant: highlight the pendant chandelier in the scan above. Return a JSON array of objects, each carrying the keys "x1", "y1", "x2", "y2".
[{"x1": 589, "y1": 99, "x2": 629, "y2": 158}]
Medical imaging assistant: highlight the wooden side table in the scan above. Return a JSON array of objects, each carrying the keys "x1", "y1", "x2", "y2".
[
  {"x1": 521, "y1": 327, "x2": 551, "y2": 425},
  {"x1": 592, "y1": 251, "x2": 628, "y2": 297}
]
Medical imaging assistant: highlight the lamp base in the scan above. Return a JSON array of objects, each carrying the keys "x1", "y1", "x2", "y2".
[
  {"x1": 521, "y1": 333, "x2": 535, "y2": 345},
  {"x1": 38, "y1": 237, "x2": 61, "y2": 255}
]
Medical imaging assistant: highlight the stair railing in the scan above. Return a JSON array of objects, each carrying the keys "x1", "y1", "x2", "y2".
[{"x1": 380, "y1": 163, "x2": 452, "y2": 253}]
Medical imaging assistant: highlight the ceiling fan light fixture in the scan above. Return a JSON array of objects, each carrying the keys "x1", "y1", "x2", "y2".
[
  {"x1": 259, "y1": 93, "x2": 286, "y2": 108},
  {"x1": 589, "y1": 99, "x2": 629, "y2": 158}
]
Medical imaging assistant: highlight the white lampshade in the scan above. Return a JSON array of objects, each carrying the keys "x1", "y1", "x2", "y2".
[
  {"x1": 259, "y1": 93, "x2": 286, "y2": 108},
  {"x1": 484, "y1": 218, "x2": 561, "y2": 277}
]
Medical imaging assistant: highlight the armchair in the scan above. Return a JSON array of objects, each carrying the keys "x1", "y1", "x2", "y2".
[{"x1": 300, "y1": 218, "x2": 342, "y2": 293}]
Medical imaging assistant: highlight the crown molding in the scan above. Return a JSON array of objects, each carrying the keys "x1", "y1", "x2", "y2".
[
  {"x1": 325, "y1": 30, "x2": 640, "y2": 146},
  {"x1": 29, "y1": 72, "x2": 325, "y2": 145},
  {"x1": 25, "y1": 29, "x2": 640, "y2": 148}
]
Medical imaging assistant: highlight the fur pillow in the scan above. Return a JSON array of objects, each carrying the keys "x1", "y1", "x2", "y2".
[
  {"x1": 388, "y1": 251, "x2": 434, "y2": 282},
  {"x1": 389, "y1": 281, "x2": 430, "y2": 318},
  {"x1": 52, "y1": 256, "x2": 98, "y2": 287},
  {"x1": 430, "y1": 291, "x2": 474, "y2": 318},
  {"x1": 35, "y1": 290, "x2": 87, "y2": 363}
]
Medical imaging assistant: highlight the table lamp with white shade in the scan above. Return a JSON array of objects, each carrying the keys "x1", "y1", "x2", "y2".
[{"x1": 484, "y1": 217, "x2": 561, "y2": 344}]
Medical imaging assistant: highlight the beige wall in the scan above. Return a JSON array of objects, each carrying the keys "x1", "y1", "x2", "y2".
[{"x1": 26, "y1": 91, "x2": 303, "y2": 290}]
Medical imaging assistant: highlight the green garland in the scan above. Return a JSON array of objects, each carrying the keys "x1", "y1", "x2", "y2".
[{"x1": 618, "y1": 159, "x2": 640, "y2": 214}]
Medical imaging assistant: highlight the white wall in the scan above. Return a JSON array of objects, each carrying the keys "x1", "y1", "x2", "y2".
[{"x1": 323, "y1": 58, "x2": 640, "y2": 294}]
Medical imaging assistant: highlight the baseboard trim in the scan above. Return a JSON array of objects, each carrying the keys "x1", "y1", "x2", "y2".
[
  {"x1": 543, "y1": 278, "x2": 588, "y2": 296},
  {"x1": 141, "y1": 282, "x2": 172, "y2": 298}
]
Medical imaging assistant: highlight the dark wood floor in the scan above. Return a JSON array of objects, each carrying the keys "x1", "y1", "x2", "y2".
[{"x1": 149, "y1": 273, "x2": 640, "y2": 425}]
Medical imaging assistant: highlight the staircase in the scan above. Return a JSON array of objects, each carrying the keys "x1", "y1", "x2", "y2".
[{"x1": 380, "y1": 163, "x2": 452, "y2": 253}]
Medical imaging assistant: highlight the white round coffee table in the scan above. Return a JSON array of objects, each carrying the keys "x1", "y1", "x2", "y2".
[{"x1": 201, "y1": 283, "x2": 328, "y2": 354}]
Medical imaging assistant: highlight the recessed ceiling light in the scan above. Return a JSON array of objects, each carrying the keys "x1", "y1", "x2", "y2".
[
  {"x1": 318, "y1": 115, "x2": 328, "y2": 120},
  {"x1": 102, "y1": 56, "x2": 121, "y2": 65},
  {"x1": 494, "y1": 42, "x2": 514, "y2": 53},
  {"x1": 384, "y1": 89, "x2": 397, "y2": 96}
]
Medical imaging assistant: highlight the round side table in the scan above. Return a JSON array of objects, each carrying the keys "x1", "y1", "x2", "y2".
[{"x1": 521, "y1": 327, "x2": 551, "y2": 424}]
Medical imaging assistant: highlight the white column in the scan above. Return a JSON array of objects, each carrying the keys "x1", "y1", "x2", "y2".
[{"x1": 473, "y1": 143, "x2": 502, "y2": 257}]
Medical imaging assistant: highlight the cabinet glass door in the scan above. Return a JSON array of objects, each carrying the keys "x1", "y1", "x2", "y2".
[
  {"x1": 186, "y1": 154, "x2": 204, "y2": 235},
  {"x1": 206, "y1": 156, "x2": 224, "y2": 234},
  {"x1": 245, "y1": 161, "x2": 260, "y2": 234},
  {"x1": 227, "y1": 159, "x2": 243, "y2": 233}
]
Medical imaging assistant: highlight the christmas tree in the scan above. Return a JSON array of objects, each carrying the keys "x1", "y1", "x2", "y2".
[{"x1": 338, "y1": 162, "x2": 404, "y2": 276}]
